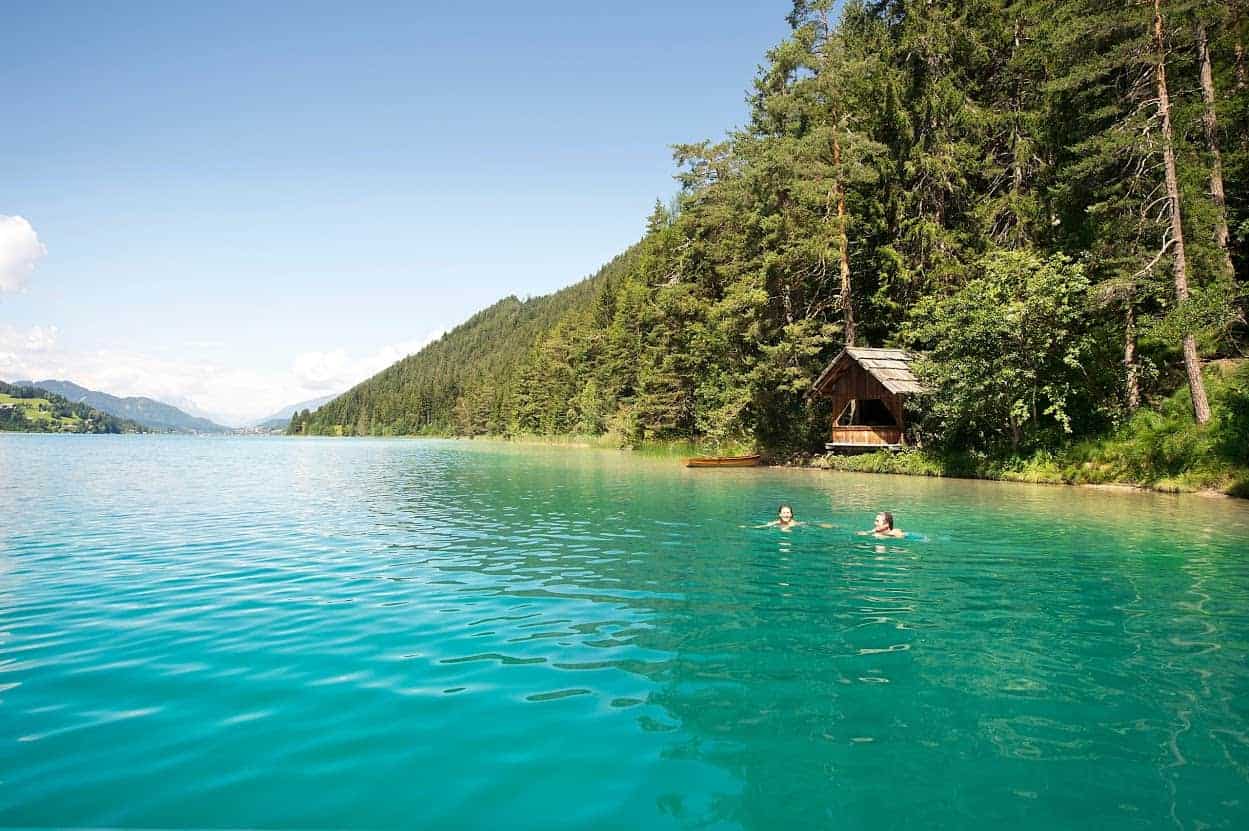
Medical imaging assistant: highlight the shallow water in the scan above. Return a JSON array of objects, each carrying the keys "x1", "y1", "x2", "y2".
[{"x1": 2, "y1": 435, "x2": 1248, "y2": 829}]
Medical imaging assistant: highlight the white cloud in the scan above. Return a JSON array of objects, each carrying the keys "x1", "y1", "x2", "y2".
[
  {"x1": 0, "y1": 323, "x2": 58, "y2": 353},
  {"x1": 0, "y1": 325, "x2": 445, "y2": 426},
  {"x1": 292, "y1": 348, "x2": 352, "y2": 392},
  {"x1": 292, "y1": 331, "x2": 443, "y2": 394},
  {"x1": 0, "y1": 216, "x2": 47, "y2": 295}
]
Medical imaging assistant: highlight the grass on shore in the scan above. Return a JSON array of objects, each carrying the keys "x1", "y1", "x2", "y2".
[
  {"x1": 1, "y1": 393, "x2": 54, "y2": 424},
  {"x1": 817, "y1": 361, "x2": 1249, "y2": 497},
  {"x1": 0, "y1": 393, "x2": 86, "y2": 431},
  {"x1": 451, "y1": 432, "x2": 758, "y2": 460}
]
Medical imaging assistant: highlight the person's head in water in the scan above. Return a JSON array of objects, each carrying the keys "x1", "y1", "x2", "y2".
[
  {"x1": 874, "y1": 511, "x2": 894, "y2": 533},
  {"x1": 777, "y1": 504, "x2": 795, "y2": 525}
]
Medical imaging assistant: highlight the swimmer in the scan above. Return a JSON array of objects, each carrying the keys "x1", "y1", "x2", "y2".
[
  {"x1": 747, "y1": 505, "x2": 834, "y2": 530},
  {"x1": 861, "y1": 511, "x2": 905, "y2": 538},
  {"x1": 765, "y1": 504, "x2": 800, "y2": 529}
]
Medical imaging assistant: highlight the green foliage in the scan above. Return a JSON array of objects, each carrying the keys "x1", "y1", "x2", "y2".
[
  {"x1": 0, "y1": 382, "x2": 148, "y2": 434},
  {"x1": 15, "y1": 379, "x2": 229, "y2": 433},
  {"x1": 1064, "y1": 360, "x2": 1249, "y2": 492},
  {"x1": 297, "y1": 250, "x2": 639, "y2": 437},
  {"x1": 904, "y1": 250, "x2": 1096, "y2": 450},
  {"x1": 818, "y1": 449, "x2": 948, "y2": 477},
  {"x1": 822, "y1": 362, "x2": 1249, "y2": 494},
  {"x1": 818, "y1": 447, "x2": 1068, "y2": 484},
  {"x1": 292, "y1": 0, "x2": 1247, "y2": 492}
]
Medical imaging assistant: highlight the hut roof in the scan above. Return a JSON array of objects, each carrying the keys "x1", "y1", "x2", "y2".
[{"x1": 812, "y1": 347, "x2": 926, "y2": 396}]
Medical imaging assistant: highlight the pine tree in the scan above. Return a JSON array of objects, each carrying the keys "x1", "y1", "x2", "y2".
[
  {"x1": 1195, "y1": 19, "x2": 1234, "y2": 276},
  {"x1": 1152, "y1": 0, "x2": 1212, "y2": 422}
]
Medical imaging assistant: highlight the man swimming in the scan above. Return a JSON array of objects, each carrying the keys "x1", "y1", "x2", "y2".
[{"x1": 864, "y1": 511, "x2": 905, "y2": 538}]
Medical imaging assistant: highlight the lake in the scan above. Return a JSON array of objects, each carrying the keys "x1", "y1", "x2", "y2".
[{"x1": 2, "y1": 434, "x2": 1248, "y2": 829}]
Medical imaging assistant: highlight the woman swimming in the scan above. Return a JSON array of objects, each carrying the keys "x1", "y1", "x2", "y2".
[{"x1": 761, "y1": 504, "x2": 800, "y2": 529}]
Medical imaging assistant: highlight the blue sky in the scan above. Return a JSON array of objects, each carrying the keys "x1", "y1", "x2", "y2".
[{"x1": 1, "y1": 1, "x2": 791, "y2": 424}]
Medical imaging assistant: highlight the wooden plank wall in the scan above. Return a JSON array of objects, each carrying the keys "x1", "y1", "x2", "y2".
[
  {"x1": 825, "y1": 363, "x2": 905, "y2": 428},
  {"x1": 829, "y1": 425, "x2": 903, "y2": 446}
]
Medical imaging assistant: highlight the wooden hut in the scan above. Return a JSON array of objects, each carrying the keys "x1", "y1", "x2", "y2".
[{"x1": 810, "y1": 347, "x2": 924, "y2": 450}]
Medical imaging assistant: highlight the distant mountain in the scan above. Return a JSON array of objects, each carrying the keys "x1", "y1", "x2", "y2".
[
  {"x1": 17, "y1": 379, "x2": 231, "y2": 433},
  {"x1": 161, "y1": 394, "x2": 242, "y2": 430},
  {"x1": 252, "y1": 393, "x2": 337, "y2": 429},
  {"x1": 1, "y1": 381, "x2": 149, "y2": 434}
]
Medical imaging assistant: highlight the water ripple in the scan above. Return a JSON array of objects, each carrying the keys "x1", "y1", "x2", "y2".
[{"x1": 2, "y1": 435, "x2": 1248, "y2": 829}]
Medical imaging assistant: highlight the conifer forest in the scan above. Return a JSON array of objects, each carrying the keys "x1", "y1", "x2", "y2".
[{"x1": 296, "y1": 0, "x2": 1249, "y2": 475}]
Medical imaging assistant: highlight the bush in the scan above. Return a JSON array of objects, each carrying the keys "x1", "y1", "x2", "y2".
[
  {"x1": 903, "y1": 250, "x2": 1099, "y2": 452},
  {"x1": 1059, "y1": 361, "x2": 1248, "y2": 492},
  {"x1": 814, "y1": 362, "x2": 1249, "y2": 496}
]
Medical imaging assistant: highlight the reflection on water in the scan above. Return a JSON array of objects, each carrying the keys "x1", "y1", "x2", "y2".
[{"x1": 1, "y1": 435, "x2": 1248, "y2": 829}]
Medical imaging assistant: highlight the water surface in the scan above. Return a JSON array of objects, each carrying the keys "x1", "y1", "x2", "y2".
[{"x1": 2, "y1": 435, "x2": 1248, "y2": 829}]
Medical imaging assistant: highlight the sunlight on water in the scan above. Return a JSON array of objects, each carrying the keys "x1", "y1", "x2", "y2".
[{"x1": 1, "y1": 435, "x2": 1248, "y2": 829}]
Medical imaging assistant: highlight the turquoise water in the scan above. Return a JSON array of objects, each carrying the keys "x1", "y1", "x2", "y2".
[{"x1": 2, "y1": 435, "x2": 1249, "y2": 829}]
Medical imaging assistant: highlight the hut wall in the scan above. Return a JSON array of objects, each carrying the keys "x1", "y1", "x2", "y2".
[
  {"x1": 825, "y1": 363, "x2": 904, "y2": 427},
  {"x1": 829, "y1": 425, "x2": 904, "y2": 446}
]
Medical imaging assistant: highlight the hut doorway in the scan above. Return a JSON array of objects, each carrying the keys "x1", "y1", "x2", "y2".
[{"x1": 834, "y1": 398, "x2": 898, "y2": 427}]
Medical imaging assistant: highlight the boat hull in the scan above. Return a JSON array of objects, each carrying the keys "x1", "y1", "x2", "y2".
[{"x1": 685, "y1": 454, "x2": 762, "y2": 468}]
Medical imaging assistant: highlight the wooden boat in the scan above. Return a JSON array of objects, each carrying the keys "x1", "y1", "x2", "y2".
[{"x1": 685, "y1": 454, "x2": 762, "y2": 468}]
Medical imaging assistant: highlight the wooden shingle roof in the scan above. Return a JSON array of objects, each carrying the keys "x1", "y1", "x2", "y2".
[{"x1": 812, "y1": 347, "x2": 926, "y2": 396}]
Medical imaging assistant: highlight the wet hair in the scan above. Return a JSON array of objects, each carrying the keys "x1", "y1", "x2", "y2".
[
  {"x1": 878, "y1": 511, "x2": 894, "y2": 530},
  {"x1": 777, "y1": 503, "x2": 794, "y2": 518}
]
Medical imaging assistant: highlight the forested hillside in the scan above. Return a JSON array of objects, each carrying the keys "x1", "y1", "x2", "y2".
[
  {"x1": 255, "y1": 394, "x2": 336, "y2": 430},
  {"x1": 20, "y1": 379, "x2": 230, "y2": 433},
  {"x1": 0, "y1": 382, "x2": 149, "y2": 434},
  {"x1": 298, "y1": 0, "x2": 1248, "y2": 461},
  {"x1": 293, "y1": 250, "x2": 636, "y2": 435}
]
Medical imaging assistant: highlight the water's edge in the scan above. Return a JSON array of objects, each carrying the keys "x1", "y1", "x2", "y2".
[{"x1": 6, "y1": 429, "x2": 1244, "y2": 498}]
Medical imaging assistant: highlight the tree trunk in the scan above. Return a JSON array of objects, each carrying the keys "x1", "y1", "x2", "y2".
[
  {"x1": 777, "y1": 190, "x2": 795, "y2": 326},
  {"x1": 1197, "y1": 22, "x2": 1236, "y2": 280},
  {"x1": 1154, "y1": 0, "x2": 1212, "y2": 424},
  {"x1": 834, "y1": 132, "x2": 855, "y2": 347},
  {"x1": 1236, "y1": 2, "x2": 1247, "y2": 89},
  {"x1": 1124, "y1": 301, "x2": 1141, "y2": 412},
  {"x1": 1011, "y1": 18, "x2": 1025, "y2": 195}
]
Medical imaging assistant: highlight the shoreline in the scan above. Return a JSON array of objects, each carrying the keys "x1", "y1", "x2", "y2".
[
  {"x1": 799, "y1": 449, "x2": 1247, "y2": 500},
  {"x1": 426, "y1": 433, "x2": 1247, "y2": 499},
  {"x1": 17, "y1": 429, "x2": 1239, "y2": 499},
  {"x1": 464, "y1": 434, "x2": 1247, "y2": 499},
  {"x1": 352, "y1": 432, "x2": 1249, "y2": 500},
  {"x1": 794, "y1": 456, "x2": 1238, "y2": 499}
]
